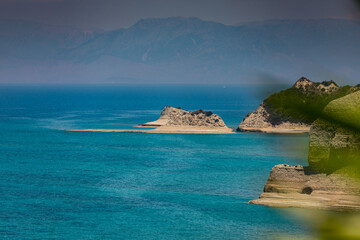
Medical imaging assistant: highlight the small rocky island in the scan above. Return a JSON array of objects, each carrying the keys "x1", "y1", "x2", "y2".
[
  {"x1": 238, "y1": 77, "x2": 359, "y2": 133},
  {"x1": 68, "y1": 106, "x2": 233, "y2": 134},
  {"x1": 250, "y1": 91, "x2": 360, "y2": 210},
  {"x1": 140, "y1": 106, "x2": 228, "y2": 127}
]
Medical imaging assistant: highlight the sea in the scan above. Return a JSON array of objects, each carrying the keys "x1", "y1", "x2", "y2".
[{"x1": 0, "y1": 84, "x2": 311, "y2": 239}]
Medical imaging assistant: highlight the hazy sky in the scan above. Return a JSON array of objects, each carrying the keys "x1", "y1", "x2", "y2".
[{"x1": 0, "y1": 0, "x2": 359, "y2": 30}]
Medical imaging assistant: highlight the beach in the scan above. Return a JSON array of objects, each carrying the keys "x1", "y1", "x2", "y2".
[{"x1": 238, "y1": 127, "x2": 310, "y2": 134}]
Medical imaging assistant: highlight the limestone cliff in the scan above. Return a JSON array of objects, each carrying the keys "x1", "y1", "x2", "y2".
[
  {"x1": 140, "y1": 106, "x2": 228, "y2": 128},
  {"x1": 250, "y1": 91, "x2": 360, "y2": 210},
  {"x1": 250, "y1": 164, "x2": 360, "y2": 210},
  {"x1": 238, "y1": 77, "x2": 358, "y2": 133}
]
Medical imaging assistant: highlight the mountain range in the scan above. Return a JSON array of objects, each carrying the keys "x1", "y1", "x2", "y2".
[{"x1": 1, "y1": 17, "x2": 359, "y2": 84}]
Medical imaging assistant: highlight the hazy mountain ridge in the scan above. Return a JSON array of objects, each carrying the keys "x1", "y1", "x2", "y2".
[
  {"x1": 0, "y1": 19, "x2": 102, "y2": 60},
  {"x1": 1, "y1": 17, "x2": 360, "y2": 83}
]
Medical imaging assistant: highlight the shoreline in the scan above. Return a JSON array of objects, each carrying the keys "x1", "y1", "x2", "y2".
[
  {"x1": 67, "y1": 126, "x2": 235, "y2": 134},
  {"x1": 237, "y1": 127, "x2": 310, "y2": 134}
]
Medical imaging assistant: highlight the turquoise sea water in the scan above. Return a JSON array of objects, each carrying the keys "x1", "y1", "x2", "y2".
[{"x1": 0, "y1": 85, "x2": 310, "y2": 239}]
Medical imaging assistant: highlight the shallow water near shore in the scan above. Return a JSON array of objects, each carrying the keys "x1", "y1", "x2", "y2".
[{"x1": 0, "y1": 85, "x2": 310, "y2": 239}]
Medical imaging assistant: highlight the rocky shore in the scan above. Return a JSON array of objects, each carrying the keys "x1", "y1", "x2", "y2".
[
  {"x1": 250, "y1": 91, "x2": 360, "y2": 210},
  {"x1": 249, "y1": 164, "x2": 360, "y2": 210}
]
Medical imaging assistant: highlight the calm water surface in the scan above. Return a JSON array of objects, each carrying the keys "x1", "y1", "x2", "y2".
[{"x1": 0, "y1": 85, "x2": 310, "y2": 239}]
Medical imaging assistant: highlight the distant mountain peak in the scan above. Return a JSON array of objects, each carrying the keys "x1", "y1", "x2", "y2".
[
  {"x1": 134, "y1": 16, "x2": 206, "y2": 24},
  {"x1": 131, "y1": 16, "x2": 224, "y2": 30}
]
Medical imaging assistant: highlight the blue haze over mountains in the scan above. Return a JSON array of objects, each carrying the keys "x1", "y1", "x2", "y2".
[{"x1": 1, "y1": 17, "x2": 359, "y2": 84}]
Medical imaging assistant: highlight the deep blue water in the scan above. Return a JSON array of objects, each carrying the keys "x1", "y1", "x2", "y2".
[{"x1": 0, "y1": 85, "x2": 310, "y2": 239}]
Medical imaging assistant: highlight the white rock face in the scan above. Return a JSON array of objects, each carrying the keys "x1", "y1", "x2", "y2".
[{"x1": 140, "y1": 106, "x2": 228, "y2": 128}]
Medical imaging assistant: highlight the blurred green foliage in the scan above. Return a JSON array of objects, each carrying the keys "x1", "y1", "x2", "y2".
[{"x1": 263, "y1": 84, "x2": 358, "y2": 125}]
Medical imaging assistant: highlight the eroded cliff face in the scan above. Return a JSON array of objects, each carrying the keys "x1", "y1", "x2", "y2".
[
  {"x1": 250, "y1": 91, "x2": 360, "y2": 209},
  {"x1": 250, "y1": 164, "x2": 360, "y2": 210},
  {"x1": 141, "y1": 106, "x2": 228, "y2": 128},
  {"x1": 238, "y1": 103, "x2": 309, "y2": 133},
  {"x1": 237, "y1": 77, "x2": 356, "y2": 133}
]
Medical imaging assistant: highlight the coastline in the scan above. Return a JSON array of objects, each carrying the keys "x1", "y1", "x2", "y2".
[
  {"x1": 67, "y1": 126, "x2": 235, "y2": 134},
  {"x1": 237, "y1": 127, "x2": 310, "y2": 134}
]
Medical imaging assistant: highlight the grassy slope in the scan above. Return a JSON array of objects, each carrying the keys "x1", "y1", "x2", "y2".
[{"x1": 263, "y1": 84, "x2": 358, "y2": 125}]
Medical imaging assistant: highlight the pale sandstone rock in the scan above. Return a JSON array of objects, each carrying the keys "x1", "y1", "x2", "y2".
[
  {"x1": 250, "y1": 164, "x2": 360, "y2": 210},
  {"x1": 293, "y1": 77, "x2": 339, "y2": 93},
  {"x1": 138, "y1": 106, "x2": 176, "y2": 127},
  {"x1": 238, "y1": 104, "x2": 310, "y2": 133},
  {"x1": 140, "y1": 106, "x2": 228, "y2": 128}
]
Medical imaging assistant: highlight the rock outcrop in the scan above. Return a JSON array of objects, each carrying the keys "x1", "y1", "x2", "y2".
[
  {"x1": 238, "y1": 103, "x2": 310, "y2": 133},
  {"x1": 250, "y1": 91, "x2": 360, "y2": 210},
  {"x1": 238, "y1": 77, "x2": 358, "y2": 133},
  {"x1": 292, "y1": 77, "x2": 339, "y2": 93},
  {"x1": 140, "y1": 106, "x2": 228, "y2": 128},
  {"x1": 139, "y1": 106, "x2": 179, "y2": 127}
]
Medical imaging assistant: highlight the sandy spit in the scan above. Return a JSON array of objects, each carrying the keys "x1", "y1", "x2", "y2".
[{"x1": 67, "y1": 126, "x2": 235, "y2": 134}]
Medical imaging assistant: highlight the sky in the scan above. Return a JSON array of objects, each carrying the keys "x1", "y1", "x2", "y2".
[{"x1": 0, "y1": 0, "x2": 359, "y2": 30}]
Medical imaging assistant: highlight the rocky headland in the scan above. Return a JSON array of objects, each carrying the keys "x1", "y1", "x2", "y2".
[
  {"x1": 68, "y1": 106, "x2": 234, "y2": 134},
  {"x1": 238, "y1": 77, "x2": 359, "y2": 133},
  {"x1": 250, "y1": 91, "x2": 360, "y2": 210},
  {"x1": 140, "y1": 106, "x2": 228, "y2": 127}
]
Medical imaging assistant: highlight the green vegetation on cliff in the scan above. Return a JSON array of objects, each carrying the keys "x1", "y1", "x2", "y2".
[{"x1": 263, "y1": 77, "x2": 359, "y2": 125}]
